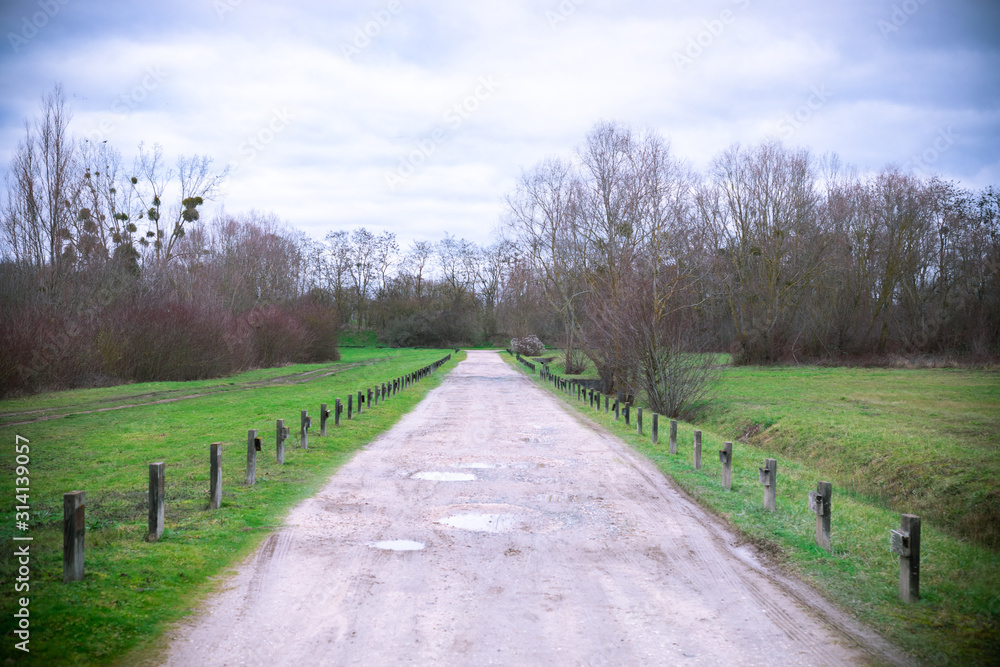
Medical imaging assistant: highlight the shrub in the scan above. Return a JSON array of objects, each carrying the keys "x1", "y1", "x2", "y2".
[{"x1": 510, "y1": 335, "x2": 545, "y2": 356}]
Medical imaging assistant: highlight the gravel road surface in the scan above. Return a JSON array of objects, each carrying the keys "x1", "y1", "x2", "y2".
[{"x1": 162, "y1": 350, "x2": 904, "y2": 666}]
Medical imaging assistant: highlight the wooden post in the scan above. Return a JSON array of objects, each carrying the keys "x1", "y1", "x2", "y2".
[
  {"x1": 652, "y1": 413, "x2": 659, "y2": 444},
  {"x1": 693, "y1": 430, "x2": 702, "y2": 469},
  {"x1": 320, "y1": 403, "x2": 329, "y2": 436},
  {"x1": 605, "y1": 395, "x2": 609, "y2": 414},
  {"x1": 147, "y1": 462, "x2": 165, "y2": 542},
  {"x1": 334, "y1": 399, "x2": 342, "y2": 426},
  {"x1": 669, "y1": 420, "x2": 678, "y2": 455},
  {"x1": 623, "y1": 403, "x2": 630, "y2": 425},
  {"x1": 276, "y1": 419, "x2": 288, "y2": 464},
  {"x1": 63, "y1": 491, "x2": 85, "y2": 582},
  {"x1": 719, "y1": 442, "x2": 732, "y2": 490},
  {"x1": 809, "y1": 481, "x2": 832, "y2": 551},
  {"x1": 614, "y1": 398, "x2": 620, "y2": 421},
  {"x1": 209, "y1": 443, "x2": 222, "y2": 509},
  {"x1": 347, "y1": 394, "x2": 353, "y2": 420},
  {"x1": 373, "y1": 388, "x2": 379, "y2": 407},
  {"x1": 759, "y1": 458, "x2": 777, "y2": 510},
  {"x1": 637, "y1": 407, "x2": 643, "y2": 435},
  {"x1": 246, "y1": 429, "x2": 258, "y2": 486},
  {"x1": 367, "y1": 388, "x2": 373, "y2": 408},
  {"x1": 357, "y1": 390, "x2": 363, "y2": 414},
  {"x1": 300, "y1": 411, "x2": 310, "y2": 449},
  {"x1": 891, "y1": 514, "x2": 921, "y2": 602}
]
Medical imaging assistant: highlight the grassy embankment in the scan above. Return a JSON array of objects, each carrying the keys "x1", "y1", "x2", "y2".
[
  {"x1": 507, "y1": 353, "x2": 1000, "y2": 665},
  {"x1": 0, "y1": 347, "x2": 463, "y2": 665}
]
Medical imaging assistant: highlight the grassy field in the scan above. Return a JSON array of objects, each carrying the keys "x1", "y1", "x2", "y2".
[
  {"x1": 0, "y1": 348, "x2": 462, "y2": 665},
  {"x1": 516, "y1": 353, "x2": 1000, "y2": 665}
]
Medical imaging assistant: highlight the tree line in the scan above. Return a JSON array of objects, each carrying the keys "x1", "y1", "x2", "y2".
[{"x1": 1, "y1": 88, "x2": 996, "y2": 405}]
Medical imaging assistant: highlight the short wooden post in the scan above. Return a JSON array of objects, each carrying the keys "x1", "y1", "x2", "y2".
[
  {"x1": 276, "y1": 419, "x2": 288, "y2": 464},
  {"x1": 347, "y1": 394, "x2": 353, "y2": 420},
  {"x1": 357, "y1": 391, "x2": 363, "y2": 414},
  {"x1": 373, "y1": 388, "x2": 379, "y2": 407},
  {"x1": 693, "y1": 430, "x2": 702, "y2": 469},
  {"x1": 759, "y1": 458, "x2": 777, "y2": 510},
  {"x1": 246, "y1": 429, "x2": 258, "y2": 486},
  {"x1": 300, "y1": 411, "x2": 311, "y2": 449},
  {"x1": 637, "y1": 407, "x2": 643, "y2": 435},
  {"x1": 605, "y1": 395, "x2": 609, "y2": 414},
  {"x1": 367, "y1": 388, "x2": 373, "y2": 408},
  {"x1": 63, "y1": 491, "x2": 85, "y2": 582},
  {"x1": 809, "y1": 481, "x2": 832, "y2": 551},
  {"x1": 652, "y1": 413, "x2": 659, "y2": 444},
  {"x1": 669, "y1": 420, "x2": 678, "y2": 455},
  {"x1": 334, "y1": 399, "x2": 342, "y2": 426},
  {"x1": 891, "y1": 514, "x2": 921, "y2": 603},
  {"x1": 147, "y1": 462, "x2": 165, "y2": 542},
  {"x1": 719, "y1": 442, "x2": 732, "y2": 490},
  {"x1": 623, "y1": 403, "x2": 630, "y2": 425},
  {"x1": 209, "y1": 443, "x2": 222, "y2": 509},
  {"x1": 614, "y1": 398, "x2": 620, "y2": 421},
  {"x1": 320, "y1": 403, "x2": 329, "y2": 436}
]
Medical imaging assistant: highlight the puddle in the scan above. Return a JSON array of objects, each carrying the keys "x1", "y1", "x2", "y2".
[
  {"x1": 437, "y1": 513, "x2": 519, "y2": 533},
  {"x1": 411, "y1": 472, "x2": 477, "y2": 481},
  {"x1": 371, "y1": 540, "x2": 425, "y2": 551}
]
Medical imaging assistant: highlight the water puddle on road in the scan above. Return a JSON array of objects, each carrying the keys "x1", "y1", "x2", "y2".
[
  {"x1": 411, "y1": 472, "x2": 477, "y2": 481},
  {"x1": 437, "y1": 513, "x2": 518, "y2": 533},
  {"x1": 371, "y1": 540, "x2": 426, "y2": 551}
]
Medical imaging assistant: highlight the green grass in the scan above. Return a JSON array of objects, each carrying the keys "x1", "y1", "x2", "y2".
[
  {"x1": 509, "y1": 352, "x2": 1000, "y2": 665},
  {"x1": 0, "y1": 348, "x2": 463, "y2": 665}
]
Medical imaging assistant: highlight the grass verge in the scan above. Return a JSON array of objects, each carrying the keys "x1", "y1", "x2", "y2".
[
  {"x1": 1, "y1": 348, "x2": 463, "y2": 665},
  {"x1": 509, "y1": 352, "x2": 1000, "y2": 665}
]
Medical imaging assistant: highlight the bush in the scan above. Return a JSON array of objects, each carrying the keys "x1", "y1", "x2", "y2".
[{"x1": 510, "y1": 335, "x2": 545, "y2": 356}]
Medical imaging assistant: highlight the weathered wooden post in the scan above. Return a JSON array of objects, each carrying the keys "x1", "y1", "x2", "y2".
[
  {"x1": 719, "y1": 442, "x2": 733, "y2": 490},
  {"x1": 276, "y1": 419, "x2": 289, "y2": 464},
  {"x1": 147, "y1": 463, "x2": 165, "y2": 542},
  {"x1": 637, "y1": 407, "x2": 643, "y2": 435},
  {"x1": 320, "y1": 403, "x2": 329, "y2": 436},
  {"x1": 347, "y1": 394, "x2": 353, "y2": 420},
  {"x1": 373, "y1": 387, "x2": 379, "y2": 407},
  {"x1": 246, "y1": 429, "x2": 260, "y2": 486},
  {"x1": 209, "y1": 443, "x2": 222, "y2": 509},
  {"x1": 891, "y1": 514, "x2": 921, "y2": 603},
  {"x1": 357, "y1": 391, "x2": 364, "y2": 415},
  {"x1": 367, "y1": 388, "x2": 374, "y2": 408},
  {"x1": 693, "y1": 430, "x2": 702, "y2": 469},
  {"x1": 759, "y1": 458, "x2": 777, "y2": 510},
  {"x1": 670, "y1": 420, "x2": 678, "y2": 455},
  {"x1": 614, "y1": 397, "x2": 620, "y2": 421},
  {"x1": 300, "y1": 411, "x2": 311, "y2": 448},
  {"x1": 334, "y1": 399, "x2": 342, "y2": 426},
  {"x1": 63, "y1": 491, "x2": 85, "y2": 582},
  {"x1": 623, "y1": 403, "x2": 630, "y2": 426},
  {"x1": 652, "y1": 413, "x2": 659, "y2": 444},
  {"x1": 605, "y1": 394, "x2": 609, "y2": 414},
  {"x1": 808, "y1": 481, "x2": 832, "y2": 551}
]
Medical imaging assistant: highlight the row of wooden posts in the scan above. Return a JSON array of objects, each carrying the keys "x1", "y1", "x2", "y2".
[
  {"x1": 534, "y1": 360, "x2": 922, "y2": 604},
  {"x1": 61, "y1": 353, "x2": 455, "y2": 584}
]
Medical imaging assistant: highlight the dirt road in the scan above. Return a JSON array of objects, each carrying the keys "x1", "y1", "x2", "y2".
[{"x1": 162, "y1": 351, "x2": 903, "y2": 666}]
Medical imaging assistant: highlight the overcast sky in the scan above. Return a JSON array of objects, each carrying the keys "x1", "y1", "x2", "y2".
[{"x1": 1, "y1": 0, "x2": 998, "y2": 249}]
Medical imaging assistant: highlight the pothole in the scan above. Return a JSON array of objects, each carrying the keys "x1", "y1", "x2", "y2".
[
  {"x1": 371, "y1": 540, "x2": 426, "y2": 551},
  {"x1": 437, "y1": 513, "x2": 519, "y2": 533},
  {"x1": 411, "y1": 472, "x2": 477, "y2": 481}
]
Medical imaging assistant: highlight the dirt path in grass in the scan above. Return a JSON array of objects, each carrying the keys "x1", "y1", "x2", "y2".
[
  {"x1": 0, "y1": 361, "x2": 375, "y2": 427},
  {"x1": 160, "y1": 350, "x2": 907, "y2": 666}
]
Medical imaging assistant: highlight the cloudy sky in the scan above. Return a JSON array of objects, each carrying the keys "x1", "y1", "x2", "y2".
[{"x1": 1, "y1": 0, "x2": 998, "y2": 249}]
